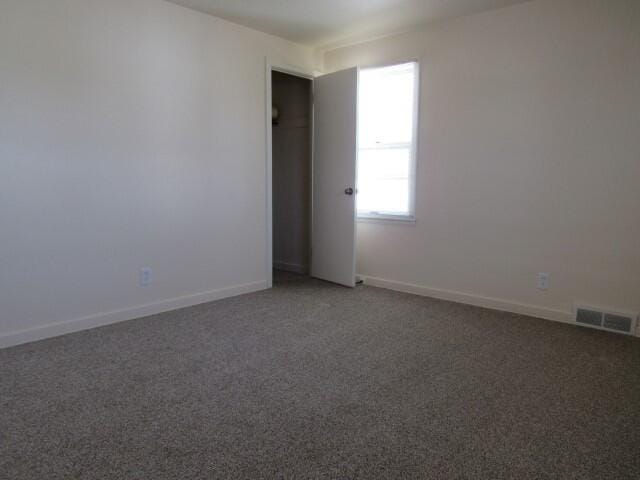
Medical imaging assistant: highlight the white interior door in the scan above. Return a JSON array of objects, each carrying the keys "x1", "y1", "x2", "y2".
[{"x1": 311, "y1": 68, "x2": 358, "y2": 287}]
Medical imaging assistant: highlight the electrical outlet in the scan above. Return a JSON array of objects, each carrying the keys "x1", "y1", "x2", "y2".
[
  {"x1": 537, "y1": 272, "x2": 549, "y2": 290},
  {"x1": 140, "y1": 267, "x2": 153, "y2": 287}
]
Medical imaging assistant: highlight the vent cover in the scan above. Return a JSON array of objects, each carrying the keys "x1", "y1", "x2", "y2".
[
  {"x1": 576, "y1": 308, "x2": 603, "y2": 327},
  {"x1": 574, "y1": 305, "x2": 637, "y2": 335},
  {"x1": 603, "y1": 314, "x2": 633, "y2": 333}
]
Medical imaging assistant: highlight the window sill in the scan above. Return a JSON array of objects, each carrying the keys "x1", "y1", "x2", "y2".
[{"x1": 357, "y1": 215, "x2": 416, "y2": 225}]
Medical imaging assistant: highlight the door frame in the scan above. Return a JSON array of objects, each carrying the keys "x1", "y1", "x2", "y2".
[{"x1": 265, "y1": 59, "x2": 316, "y2": 288}]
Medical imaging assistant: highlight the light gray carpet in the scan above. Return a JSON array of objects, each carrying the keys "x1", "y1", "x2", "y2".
[{"x1": 2, "y1": 272, "x2": 639, "y2": 479}]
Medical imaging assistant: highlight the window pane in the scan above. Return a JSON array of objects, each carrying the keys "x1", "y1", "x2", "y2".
[
  {"x1": 358, "y1": 63, "x2": 416, "y2": 148},
  {"x1": 357, "y1": 62, "x2": 417, "y2": 218},
  {"x1": 357, "y1": 147, "x2": 411, "y2": 215}
]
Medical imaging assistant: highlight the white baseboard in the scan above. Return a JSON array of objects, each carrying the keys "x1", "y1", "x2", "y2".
[
  {"x1": 360, "y1": 275, "x2": 574, "y2": 326},
  {"x1": 273, "y1": 261, "x2": 308, "y2": 275},
  {"x1": 0, "y1": 280, "x2": 268, "y2": 350}
]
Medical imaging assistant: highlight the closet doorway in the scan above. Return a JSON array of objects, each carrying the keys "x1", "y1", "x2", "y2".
[
  {"x1": 271, "y1": 70, "x2": 313, "y2": 278},
  {"x1": 266, "y1": 63, "x2": 358, "y2": 289}
]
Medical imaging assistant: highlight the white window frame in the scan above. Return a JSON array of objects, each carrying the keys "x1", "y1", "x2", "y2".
[{"x1": 357, "y1": 60, "x2": 420, "y2": 224}]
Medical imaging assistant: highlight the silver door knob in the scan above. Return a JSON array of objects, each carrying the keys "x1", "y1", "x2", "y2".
[{"x1": 345, "y1": 188, "x2": 354, "y2": 196}]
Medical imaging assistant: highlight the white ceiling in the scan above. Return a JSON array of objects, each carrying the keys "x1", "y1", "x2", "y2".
[{"x1": 165, "y1": 0, "x2": 532, "y2": 50}]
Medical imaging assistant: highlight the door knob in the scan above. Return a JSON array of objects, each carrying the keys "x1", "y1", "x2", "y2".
[{"x1": 345, "y1": 187, "x2": 354, "y2": 196}]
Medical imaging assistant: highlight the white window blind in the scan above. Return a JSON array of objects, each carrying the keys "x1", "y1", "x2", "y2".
[{"x1": 357, "y1": 62, "x2": 418, "y2": 221}]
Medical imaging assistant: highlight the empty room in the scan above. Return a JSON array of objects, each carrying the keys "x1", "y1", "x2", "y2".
[{"x1": 1, "y1": 0, "x2": 639, "y2": 478}]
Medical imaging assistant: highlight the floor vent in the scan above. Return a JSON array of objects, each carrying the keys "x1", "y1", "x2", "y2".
[
  {"x1": 603, "y1": 313, "x2": 633, "y2": 333},
  {"x1": 575, "y1": 305, "x2": 637, "y2": 335}
]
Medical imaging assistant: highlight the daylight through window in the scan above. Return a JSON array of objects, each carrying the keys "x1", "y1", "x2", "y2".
[{"x1": 357, "y1": 62, "x2": 418, "y2": 220}]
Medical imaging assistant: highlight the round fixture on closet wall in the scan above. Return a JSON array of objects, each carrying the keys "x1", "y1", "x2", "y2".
[{"x1": 272, "y1": 106, "x2": 279, "y2": 125}]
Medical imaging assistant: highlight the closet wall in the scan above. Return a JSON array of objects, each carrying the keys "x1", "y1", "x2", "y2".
[{"x1": 272, "y1": 72, "x2": 312, "y2": 274}]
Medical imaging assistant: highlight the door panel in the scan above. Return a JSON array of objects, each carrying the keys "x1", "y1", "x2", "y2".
[{"x1": 311, "y1": 68, "x2": 358, "y2": 287}]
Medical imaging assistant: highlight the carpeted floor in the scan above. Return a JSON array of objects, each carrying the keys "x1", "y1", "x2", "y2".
[{"x1": 1, "y1": 272, "x2": 639, "y2": 479}]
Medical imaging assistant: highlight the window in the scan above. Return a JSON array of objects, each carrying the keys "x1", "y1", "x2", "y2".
[{"x1": 357, "y1": 61, "x2": 418, "y2": 221}]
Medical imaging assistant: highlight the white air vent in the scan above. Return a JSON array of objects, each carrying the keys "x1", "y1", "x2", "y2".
[{"x1": 574, "y1": 304, "x2": 637, "y2": 336}]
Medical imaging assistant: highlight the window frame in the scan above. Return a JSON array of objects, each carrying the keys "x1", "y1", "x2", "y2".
[{"x1": 356, "y1": 60, "x2": 420, "y2": 225}]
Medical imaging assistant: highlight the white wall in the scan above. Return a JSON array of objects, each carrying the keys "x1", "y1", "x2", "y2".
[
  {"x1": 0, "y1": 0, "x2": 314, "y2": 347},
  {"x1": 325, "y1": 0, "x2": 640, "y2": 323}
]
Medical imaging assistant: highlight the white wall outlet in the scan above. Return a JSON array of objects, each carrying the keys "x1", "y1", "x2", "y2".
[
  {"x1": 140, "y1": 267, "x2": 153, "y2": 287},
  {"x1": 537, "y1": 272, "x2": 550, "y2": 290}
]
